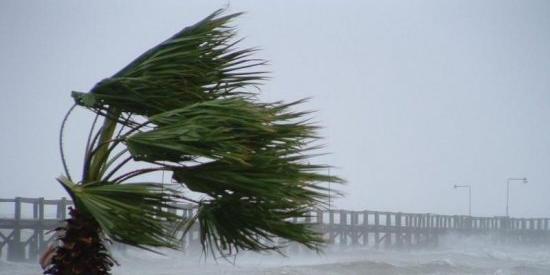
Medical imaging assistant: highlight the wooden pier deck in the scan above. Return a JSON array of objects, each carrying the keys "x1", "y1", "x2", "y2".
[{"x1": 2, "y1": 197, "x2": 549, "y2": 262}]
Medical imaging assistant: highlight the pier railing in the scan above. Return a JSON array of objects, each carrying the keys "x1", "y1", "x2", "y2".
[{"x1": 1, "y1": 197, "x2": 549, "y2": 262}]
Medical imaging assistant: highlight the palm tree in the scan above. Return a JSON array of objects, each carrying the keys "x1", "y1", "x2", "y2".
[{"x1": 45, "y1": 10, "x2": 342, "y2": 275}]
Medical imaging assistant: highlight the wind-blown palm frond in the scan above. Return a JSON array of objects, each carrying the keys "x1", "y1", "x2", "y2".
[
  {"x1": 72, "y1": 10, "x2": 266, "y2": 118},
  {"x1": 58, "y1": 176, "x2": 184, "y2": 251},
  {"x1": 125, "y1": 98, "x2": 317, "y2": 164},
  {"x1": 187, "y1": 196, "x2": 322, "y2": 255},
  {"x1": 55, "y1": 9, "x2": 343, "y2": 268},
  {"x1": 172, "y1": 152, "x2": 336, "y2": 202}
]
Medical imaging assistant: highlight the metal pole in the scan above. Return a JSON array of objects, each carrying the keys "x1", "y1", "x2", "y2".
[
  {"x1": 468, "y1": 186, "x2": 471, "y2": 216},
  {"x1": 506, "y1": 177, "x2": 527, "y2": 217},
  {"x1": 506, "y1": 179, "x2": 510, "y2": 217}
]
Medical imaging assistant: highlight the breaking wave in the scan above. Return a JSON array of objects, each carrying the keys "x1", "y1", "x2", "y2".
[{"x1": 2, "y1": 234, "x2": 550, "y2": 274}]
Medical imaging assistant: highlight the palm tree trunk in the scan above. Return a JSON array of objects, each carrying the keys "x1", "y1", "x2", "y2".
[{"x1": 44, "y1": 208, "x2": 115, "y2": 275}]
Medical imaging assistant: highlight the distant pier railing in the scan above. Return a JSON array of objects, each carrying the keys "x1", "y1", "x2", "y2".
[{"x1": 2, "y1": 197, "x2": 550, "y2": 262}]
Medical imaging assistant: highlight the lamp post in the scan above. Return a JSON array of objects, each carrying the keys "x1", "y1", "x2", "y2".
[
  {"x1": 506, "y1": 177, "x2": 527, "y2": 217},
  {"x1": 454, "y1": 184, "x2": 471, "y2": 216}
]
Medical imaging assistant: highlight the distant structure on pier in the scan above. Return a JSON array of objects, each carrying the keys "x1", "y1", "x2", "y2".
[{"x1": 1, "y1": 197, "x2": 549, "y2": 262}]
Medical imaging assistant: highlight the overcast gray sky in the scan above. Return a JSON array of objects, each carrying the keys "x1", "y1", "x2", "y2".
[{"x1": 1, "y1": 0, "x2": 549, "y2": 218}]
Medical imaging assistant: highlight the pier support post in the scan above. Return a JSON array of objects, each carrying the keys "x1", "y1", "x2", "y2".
[
  {"x1": 328, "y1": 210, "x2": 335, "y2": 245},
  {"x1": 384, "y1": 213, "x2": 391, "y2": 248},
  {"x1": 340, "y1": 210, "x2": 347, "y2": 247},
  {"x1": 362, "y1": 211, "x2": 369, "y2": 246},
  {"x1": 351, "y1": 211, "x2": 359, "y2": 246},
  {"x1": 7, "y1": 197, "x2": 25, "y2": 262},
  {"x1": 374, "y1": 213, "x2": 380, "y2": 248}
]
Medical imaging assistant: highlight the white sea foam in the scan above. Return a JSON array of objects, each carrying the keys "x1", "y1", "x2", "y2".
[{"x1": 2, "y1": 235, "x2": 550, "y2": 275}]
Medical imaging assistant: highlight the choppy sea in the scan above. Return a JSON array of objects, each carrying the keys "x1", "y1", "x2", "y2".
[{"x1": 2, "y1": 235, "x2": 550, "y2": 275}]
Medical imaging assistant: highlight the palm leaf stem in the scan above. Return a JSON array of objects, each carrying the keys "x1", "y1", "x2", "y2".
[
  {"x1": 82, "y1": 113, "x2": 101, "y2": 182},
  {"x1": 85, "y1": 107, "x2": 143, "y2": 131},
  {"x1": 99, "y1": 149, "x2": 130, "y2": 180},
  {"x1": 112, "y1": 167, "x2": 172, "y2": 184},
  {"x1": 88, "y1": 108, "x2": 121, "y2": 182},
  {"x1": 81, "y1": 108, "x2": 151, "y2": 184},
  {"x1": 82, "y1": 128, "x2": 105, "y2": 182},
  {"x1": 84, "y1": 137, "x2": 125, "y2": 180},
  {"x1": 59, "y1": 104, "x2": 77, "y2": 181},
  {"x1": 114, "y1": 113, "x2": 134, "y2": 138},
  {"x1": 102, "y1": 155, "x2": 133, "y2": 182},
  {"x1": 115, "y1": 120, "x2": 152, "y2": 140}
]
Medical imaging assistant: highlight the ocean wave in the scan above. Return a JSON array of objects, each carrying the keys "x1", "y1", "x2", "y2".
[{"x1": 3, "y1": 244, "x2": 550, "y2": 275}]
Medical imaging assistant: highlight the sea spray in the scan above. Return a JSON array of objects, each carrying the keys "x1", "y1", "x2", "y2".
[{"x1": 3, "y1": 236, "x2": 550, "y2": 275}]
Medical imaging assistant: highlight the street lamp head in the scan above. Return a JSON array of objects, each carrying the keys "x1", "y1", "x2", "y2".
[
  {"x1": 453, "y1": 185, "x2": 457, "y2": 189},
  {"x1": 506, "y1": 177, "x2": 528, "y2": 217}
]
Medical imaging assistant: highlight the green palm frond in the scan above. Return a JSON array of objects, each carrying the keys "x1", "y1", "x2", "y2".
[
  {"x1": 59, "y1": 9, "x2": 343, "y2": 257},
  {"x1": 58, "y1": 176, "x2": 185, "y2": 251},
  {"x1": 172, "y1": 148, "x2": 343, "y2": 252},
  {"x1": 72, "y1": 9, "x2": 265, "y2": 118},
  {"x1": 186, "y1": 196, "x2": 323, "y2": 255},
  {"x1": 125, "y1": 98, "x2": 317, "y2": 164},
  {"x1": 172, "y1": 152, "x2": 339, "y2": 202}
]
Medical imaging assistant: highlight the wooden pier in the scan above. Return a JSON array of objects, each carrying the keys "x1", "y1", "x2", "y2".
[{"x1": 2, "y1": 197, "x2": 550, "y2": 262}]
